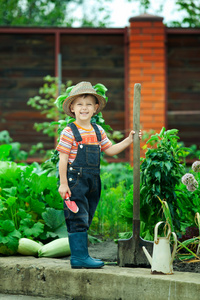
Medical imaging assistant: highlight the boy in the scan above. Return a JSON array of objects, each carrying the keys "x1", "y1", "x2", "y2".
[{"x1": 56, "y1": 81, "x2": 141, "y2": 269}]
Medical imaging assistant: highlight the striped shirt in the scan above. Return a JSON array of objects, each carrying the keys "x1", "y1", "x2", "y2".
[{"x1": 56, "y1": 122, "x2": 112, "y2": 164}]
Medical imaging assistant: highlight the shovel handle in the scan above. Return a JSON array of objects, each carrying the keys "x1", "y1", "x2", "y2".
[{"x1": 133, "y1": 83, "x2": 141, "y2": 223}]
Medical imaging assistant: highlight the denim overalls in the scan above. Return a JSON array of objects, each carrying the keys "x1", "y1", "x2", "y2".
[{"x1": 64, "y1": 122, "x2": 102, "y2": 233}]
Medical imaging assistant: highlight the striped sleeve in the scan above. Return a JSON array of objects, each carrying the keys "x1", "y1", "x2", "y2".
[
  {"x1": 56, "y1": 126, "x2": 74, "y2": 155},
  {"x1": 97, "y1": 125, "x2": 112, "y2": 151}
]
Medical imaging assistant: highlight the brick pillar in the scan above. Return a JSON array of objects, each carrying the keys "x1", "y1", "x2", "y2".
[{"x1": 128, "y1": 14, "x2": 166, "y2": 162}]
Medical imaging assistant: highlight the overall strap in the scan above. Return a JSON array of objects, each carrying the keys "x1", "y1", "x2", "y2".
[
  {"x1": 67, "y1": 123, "x2": 82, "y2": 142},
  {"x1": 91, "y1": 123, "x2": 102, "y2": 142}
]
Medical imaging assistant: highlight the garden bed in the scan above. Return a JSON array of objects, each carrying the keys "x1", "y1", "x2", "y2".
[{"x1": 88, "y1": 239, "x2": 200, "y2": 273}]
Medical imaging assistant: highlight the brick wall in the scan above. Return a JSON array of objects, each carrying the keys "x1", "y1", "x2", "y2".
[{"x1": 128, "y1": 14, "x2": 166, "y2": 162}]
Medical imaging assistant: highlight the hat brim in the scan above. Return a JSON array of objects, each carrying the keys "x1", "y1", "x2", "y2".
[{"x1": 63, "y1": 92, "x2": 106, "y2": 118}]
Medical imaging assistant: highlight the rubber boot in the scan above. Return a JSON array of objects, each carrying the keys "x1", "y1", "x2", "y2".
[
  {"x1": 68, "y1": 231, "x2": 104, "y2": 269},
  {"x1": 86, "y1": 231, "x2": 102, "y2": 262}
]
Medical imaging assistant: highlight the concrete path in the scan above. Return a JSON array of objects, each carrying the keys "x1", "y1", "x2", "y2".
[
  {"x1": 0, "y1": 256, "x2": 200, "y2": 300},
  {"x1": 0, "y1": 295, "x2": 56, "y2": 299}
]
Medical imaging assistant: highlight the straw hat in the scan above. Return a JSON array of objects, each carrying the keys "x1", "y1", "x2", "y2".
[{"x1": 63, "y1": 81, "x2": 107, "y2": 118}]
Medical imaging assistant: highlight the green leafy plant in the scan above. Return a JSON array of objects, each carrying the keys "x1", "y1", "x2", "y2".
[
  {"x1": 0, "y1": 131, "x2": 27, "y2": 162},
  {"x1": 140, "y1": 127, "x2": 189, "y2": 232},
  {"x1": 175, "y1": 160, "x2": 200, "y2": 254},
  {"x1": 119, "y1": 127, "x2": 191, "y2": 239},
  {"x1": 119, "y1": 183, "x2": 154, "y2": 241},
  {"x1": 89, "y1": 166, "x2": 133, "y2": 239},
  {"x1": 28, "y1": 75, "x2": 71, "y2": 139},
  {"x1": 176, "y1": 161, "x2": 200, "y2": 231},
  {"x1": 0, "y1": 161, "x2": 66, "y2": 255},
  {"x1": 158, "y1": 197, "x2": 200, "y2": 262},
  {"x1": 161, "y1": 199, "x2": 200, "y2": 262},
  {"x1": 185, "y1": 144, "x2": 200, "y2": 160}
]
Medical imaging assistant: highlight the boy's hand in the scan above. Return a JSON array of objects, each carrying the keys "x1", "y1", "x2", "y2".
[
  {"x1": 59, "y1": 184, "x2": 71, "y2": 199},
  {"x1": 138, "y1": 130, "x2": 142, "y2": 140},
  {"x1": 129, "y1": 130, "x2": 142, "y2": 142}
]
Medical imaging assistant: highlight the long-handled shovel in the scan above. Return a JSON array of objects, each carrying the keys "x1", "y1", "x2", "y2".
[{"x1": 118, "y1": 83, "x2": 153, "y2": 267}]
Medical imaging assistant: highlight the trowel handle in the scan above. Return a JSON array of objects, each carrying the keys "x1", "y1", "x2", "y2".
[{"x1": 171, "y1": 232, "x2": 177, "y2": 263}]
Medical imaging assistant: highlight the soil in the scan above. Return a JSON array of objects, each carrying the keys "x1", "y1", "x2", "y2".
[{"x1": 88, "y1": 239, "x2": 200, "y2": 273}]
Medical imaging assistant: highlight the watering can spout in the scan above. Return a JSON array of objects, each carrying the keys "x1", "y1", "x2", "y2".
[{"x1": 142, "y1": 246, "x2": 152, "y2": 266}]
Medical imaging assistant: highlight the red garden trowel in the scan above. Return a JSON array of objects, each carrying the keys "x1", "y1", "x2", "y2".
[
  {"x1": 118, "y1": 83, "x2": 153, "y2": 267},
  {"x1": 64, "y1": 193, "x2": 79, "y2": 213}
]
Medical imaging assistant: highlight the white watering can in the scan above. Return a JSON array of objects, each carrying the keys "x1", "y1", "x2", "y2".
[{"x1": 142, "y1": 221, "x2": 177, "y2": 274}]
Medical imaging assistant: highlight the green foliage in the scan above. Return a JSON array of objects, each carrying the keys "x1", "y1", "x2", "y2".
[
  {"x1": 0, "y1": 131, "x2": 28, "y2": 162},
  {"x1": 177, "y1": 163, "x2": 200, "y2": 236},
  {"x1": 1, "y1": 0, "x2": 200, "y2": 29},
  {"x1": 0, "y1": 0, "x2": 75, "y2": 26},
  {"x1": 185, "y1": 144, "x2": 200, "y2": 160},
  {"x1": 140, "y1": 127, "x2": 189, "y2": 231},
  {"x1": 159, "y1": 197, "x2": 200, "y2": 261},
  {"x1": 120, "y1": 184, "x2": 134, "y2": 225},
  {"x1": 129, "y1": 0, "x2": 150, "y2": 12},
  {"x1": 28, "y1": 75, "x2": 71, "y2": 139},
  {"x1": 171, "y1": 0, "x2": 200, "y2": 28},
  {"x1": 176, "y1": 182, "x2": 200, "y2": 230},
  {"x1": 0, "y1": 0, "x2": 112, "y2": 28},
  {"x1": 0, "y1": 161, "x2": 66, "y2": 255},
  {"x1": 128, "y1": 0, "x2": 200, "y2": 28},
  {"x1": 89, "y1": 164, "x2": 133, "y2": 238},
  {"x1": 119, "y1": 128, "x2": 192, "y2": 239},
  {"x1": 27, "y1": 76, "x2": 73, "y2": 159},
  {"x1": 100, "y1": 163, "x2": 133, "y2": 187},
  {"x1": 119, "y1": 183, "x2": 154, "y2": 240}
]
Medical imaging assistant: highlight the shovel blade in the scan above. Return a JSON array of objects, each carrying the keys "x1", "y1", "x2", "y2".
[
  {"x1": 118, "y1": 236, "x2": 153, "y2": 267},
  {"x1": 117, "y1": 220, "x2": 153, "y2": 267}
]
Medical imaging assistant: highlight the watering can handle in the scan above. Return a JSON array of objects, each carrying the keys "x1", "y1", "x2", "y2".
[
  {"x1": 154, "y1": 221, "x2": 172, "y2": 242},
  {"x1": 171, "y1": 232, "x2": 177, "y2": 263},
  {"x1": 154, "y1": 221, "x2": 164, "y2": 242}
]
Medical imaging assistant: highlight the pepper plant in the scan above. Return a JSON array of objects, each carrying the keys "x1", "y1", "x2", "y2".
[
  {"x1": 140, "y1": 127, "x2": 189, "y2": 232},
  {"x1": 120, "y1": 127, "x2": 190, "y2": 239}
]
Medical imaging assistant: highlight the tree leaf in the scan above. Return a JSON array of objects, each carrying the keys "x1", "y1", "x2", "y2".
[
  {"x1": 159, "y1": 127, "x2": 166, "y2": 137},
  {"x1": 146, "y1": 135, "x2": 160, "y2": 144},
  {"x1": 164, "y1": 161, "x2": 172, "y2": 171}
]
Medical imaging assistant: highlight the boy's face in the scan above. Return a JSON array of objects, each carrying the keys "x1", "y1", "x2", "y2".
[{"x1": 70, "y1": 95, "x2": 99, "y2": 122}]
